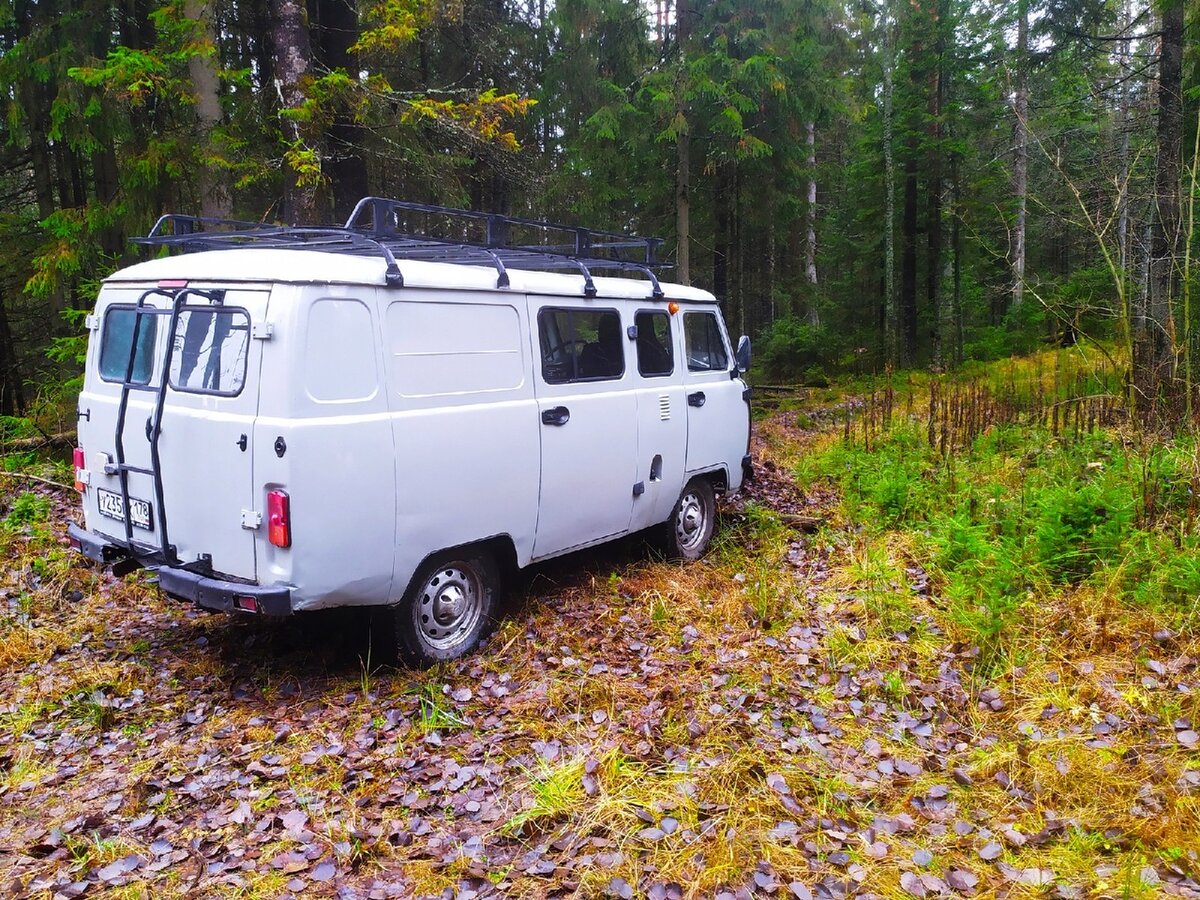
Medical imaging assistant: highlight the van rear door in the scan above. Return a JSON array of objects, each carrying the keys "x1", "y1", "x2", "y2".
[{"x1": 78, "y1": 286, "x2": 268, "y2": 580}]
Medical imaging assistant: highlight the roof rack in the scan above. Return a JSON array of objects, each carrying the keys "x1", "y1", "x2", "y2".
[{"x1": 135, "y1": 197, "x2": 668, "y2": 299}]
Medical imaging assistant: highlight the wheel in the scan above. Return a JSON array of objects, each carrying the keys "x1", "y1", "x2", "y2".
[
  {"x1": 661, "y1": 477, "x2": 716, "y2": 561},
  {"x1": 388, "y1": 551, "x2": 501, "y2": 668}
]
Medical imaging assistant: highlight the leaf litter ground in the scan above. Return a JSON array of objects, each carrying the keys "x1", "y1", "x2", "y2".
[{"x1": 1, "y1": 408, "x2": 1198, "y2": 899}]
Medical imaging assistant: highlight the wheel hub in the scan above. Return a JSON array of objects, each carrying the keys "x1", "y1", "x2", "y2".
[
  {"x1": 676, "y1": 492, "x2": 706, "y2": 549},
  {"x1": 417, "y1": 565, "x2": 482, "y2": 650},
  {"x1": 433, "y1": 584, "x2": 466, "y2": 624}
]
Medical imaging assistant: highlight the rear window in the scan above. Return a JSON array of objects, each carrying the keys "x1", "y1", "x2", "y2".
[
  {"x1": 169, "y1": 307, "x2": 251, "y2": 395},
  {"x1": 99, "y1": 307, "x2": 158, "y2": 384}
]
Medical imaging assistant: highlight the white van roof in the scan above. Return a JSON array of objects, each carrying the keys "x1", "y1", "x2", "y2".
[{"x1": 105, "y1": 249, "x2": 717, "y2": 304}]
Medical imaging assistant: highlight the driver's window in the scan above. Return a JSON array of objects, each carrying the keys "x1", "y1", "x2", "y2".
[{"x1": 683, "y1": 312, "x2": 729, "y2": 372}]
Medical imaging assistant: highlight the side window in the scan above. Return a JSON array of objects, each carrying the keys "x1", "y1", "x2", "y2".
[
  {"x1": 684, "y1": 312, "x2": 729, "y2": 372},
  {"x1": 169, "y1": 308, "x2": 251, "y2": 395},
  {"x1": 538, "y1": 307, "x2": 624, "y2": 383},
  {"x1": 99, "y1": 307, "x2": 158, "y2": 384},
  {"x1": 635, "y1": 311, "x2": 674, "y2": 377}
]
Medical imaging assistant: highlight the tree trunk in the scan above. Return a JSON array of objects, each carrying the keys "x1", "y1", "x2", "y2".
[
  {"x1": 882, "y1": 5, "x2": 897, "y2": 363},
  {"x1": 186, "y1": 0, "x2": 233, "y2": 220},
  {"x1": 315, "y1": 0, "x2": 369, "y2": 222},
  {"x1": 1116, "y1": 0, "x2": 1131, "y2": 277},
  {"x1": 0, "y1": 289, "x2": 23, "y2": 417},
  {"x1": 271, "y1": 0, "x2": 321, "y2": 225},
  {"x1": 714, "y1": 163, "x2": 730, "y2": 301},
  {"x1": 952, "y1": 151, "x2": 963, "y2": 364},
  {"x1": 765, "y1": 174, "x2": 776, "y2": 326},
  {"x1": 1011, "y1": 0, "x2": 1028, "y2": 311},
  {"x1": 1140, "y1": 0, "x2": 1184, "y2": 404},
  {"x1": 734, "y1": 163, "x2": 745, "y2": 334},
  {"x1": 928, "y1": 47, "x2": 943, "y2": 367},
  {"x1": 674, "y1": 0, "x2": 691, "y2": 285},
  {"x1": 252, "y1": 0, "x2": 276, "y2": 112},
  {"x1": 805, "y1": 120, "x2": 819, "y2": 327},
  {"x1": 901, "y1": 149, "x2": 918, "y2": 366}
]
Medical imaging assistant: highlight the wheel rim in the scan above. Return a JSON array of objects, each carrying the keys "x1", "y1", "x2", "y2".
[
  {"x1": 415, "y1": 563, "x2": 483, "y2": 651},
  {"x1": 675, "y1": 490, "x2": 708, "y2": 551}
]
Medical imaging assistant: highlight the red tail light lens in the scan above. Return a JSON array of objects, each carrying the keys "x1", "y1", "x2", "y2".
[
  {"x1": 73, "y1": 447, "x2": 86, "y2": 492},
  {"x1": 235, "y1": 596, "x2": 260, "y2": 613},
  {"x1": 267, "y1": 490, "x2": 291, "y2": 548}
]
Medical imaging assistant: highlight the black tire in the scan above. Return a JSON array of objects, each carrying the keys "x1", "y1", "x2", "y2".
[
  {"x1": 660, "y1": 477, "x2": 717, "y2": 561},
  {"x1": 388, "y1": 551, "x2": 501, "y2": 668}
]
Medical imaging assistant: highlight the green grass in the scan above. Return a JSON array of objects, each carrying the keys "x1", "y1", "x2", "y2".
[{"x1": 800, "y1": 420, "x2": 1200, "y2": 668}]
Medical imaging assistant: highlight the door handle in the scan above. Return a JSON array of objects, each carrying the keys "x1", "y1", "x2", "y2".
[
  {"x1": 542, "y1": 406, "x2": 570, "y2": 426},
  {"x1": 688, "y1": 391, "x2": 706, "y2": 408}
]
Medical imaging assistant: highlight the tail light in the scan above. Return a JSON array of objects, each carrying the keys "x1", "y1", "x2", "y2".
[
  {"x1": 267, "y1": 490, "x2": 291, "y2": 548},
  {"x1": 73, "y1": 447, "x2": 86, "y2": 493}
]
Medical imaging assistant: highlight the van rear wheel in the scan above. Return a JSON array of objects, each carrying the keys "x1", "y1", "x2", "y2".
[
  {"x1": 390, "y1": 551, "x2": 500, "y2": 668},
  {"x1": 661, "y1": 477, "x2": 716, "y2": 561}
]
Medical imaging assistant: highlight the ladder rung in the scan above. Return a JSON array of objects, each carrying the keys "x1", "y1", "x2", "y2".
[
  {"x1": 121, "y1": 382, "x2": 160, "y2": 392},
  {"x1": 118, "y1": 464, "x2": 156, "y2": 476}
]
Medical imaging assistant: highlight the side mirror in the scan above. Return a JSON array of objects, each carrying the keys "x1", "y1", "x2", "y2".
[{"x1": 735, "y1": 335, "x2": 751, "y2": 373}]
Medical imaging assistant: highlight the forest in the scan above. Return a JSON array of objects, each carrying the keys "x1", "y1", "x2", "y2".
[
  {"x1": 4, "y1": 3, "x2": 1200, "y2": 897},
  {"x1": 0, "y1": 0, "x2": 1195, "y2": 425}
]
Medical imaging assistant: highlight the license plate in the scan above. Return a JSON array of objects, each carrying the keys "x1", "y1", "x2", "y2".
[{"x1": 97, "y1": 488, "x2": 153, "y2": 531}]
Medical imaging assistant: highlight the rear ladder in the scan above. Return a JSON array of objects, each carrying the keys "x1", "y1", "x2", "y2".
[{"x1": 112, "y1": 286, "x2": 226, "y2": 565}]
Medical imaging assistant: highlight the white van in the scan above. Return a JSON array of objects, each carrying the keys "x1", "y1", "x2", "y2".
[{"x1": 68, "y1": 199, "x2": 752, "y2": 666}]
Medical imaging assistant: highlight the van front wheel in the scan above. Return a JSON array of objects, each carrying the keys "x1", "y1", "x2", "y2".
[
  {"x1": 392, "y1": 551, "x2": 500, "y2": 668},
  {"x1": 661, "y1": 477, "x2": 716, "y2": 561}
]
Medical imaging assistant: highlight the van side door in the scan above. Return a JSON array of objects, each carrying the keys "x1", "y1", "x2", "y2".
[
  {"x1": 681, "y1": 309, "x2": 747, "y2": 489},
  {"x1": 530, "y1": 302, "x2": 638, "y2": 558}
]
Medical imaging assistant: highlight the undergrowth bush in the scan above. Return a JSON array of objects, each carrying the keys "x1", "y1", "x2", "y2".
[
  {"x1": 757, "y1": 319, "x2": 838, "y2": 383},
  {"x1": 801, "y1": 422, "x2": 1200, "y2": 667},
  {"x1": 4, "y1": 491, "x2": 51, "y2": 529}
]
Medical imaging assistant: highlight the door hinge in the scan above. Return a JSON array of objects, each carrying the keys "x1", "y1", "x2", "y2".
[
  {"x1": 241, "y1": 509, "x2": 262, "y2": 529},
  {"x1": 251, "y1": 322, "x2": 274, "y2": 340},
  {"x1": 85, "y1": 314, "x2": 99, "y2": 331}
]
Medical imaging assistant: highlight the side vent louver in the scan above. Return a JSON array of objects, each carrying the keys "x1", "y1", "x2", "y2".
[{"x1": 659, "y1": 395, "x2": 671, "y2": 421}]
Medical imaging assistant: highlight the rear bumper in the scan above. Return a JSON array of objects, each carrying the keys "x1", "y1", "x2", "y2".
[
  {"x1": 156, "y1": 567, "x2": 293, "y2": 616},
  {"x1": 67, "y1": 522, "x2": 293, "y2": 616}
]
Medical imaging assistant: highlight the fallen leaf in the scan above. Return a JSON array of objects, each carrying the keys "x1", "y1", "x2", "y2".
[
  {"x1": 979, "y1": 842, "x2": 1003, "y2": 861},
  {"x1": 946, "y1": 869, "x2": 979, "y2": 892},
  {"x1": 900, "y1": 871, "x2": 927, "y2": 897}
]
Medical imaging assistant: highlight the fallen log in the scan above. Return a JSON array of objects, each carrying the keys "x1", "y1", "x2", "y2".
[
  {"x1": 752, "y1": 385, "x2": 805, "y2": 394},
  {"x1": 0, "y1": 431, "x2": 75, "y2": 453},
  {"x1": 0, "y1": 471, "x2": 74, "y2": 492}
]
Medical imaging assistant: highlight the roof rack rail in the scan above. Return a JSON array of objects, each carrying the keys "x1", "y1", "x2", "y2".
[{"x1": 135, "y1": 198, "x2": 669, "y2": 298}]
